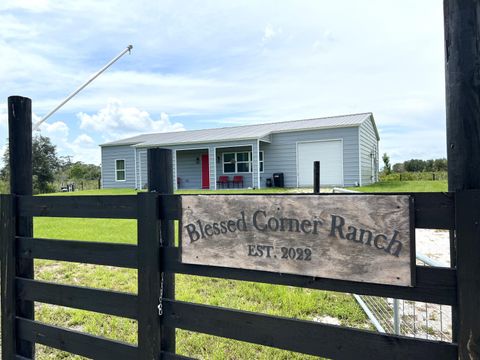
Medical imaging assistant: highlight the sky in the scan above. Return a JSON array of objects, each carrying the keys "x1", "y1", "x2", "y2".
[{"x1": 0, "y1": 0, "x2": 447, "y2": 165}]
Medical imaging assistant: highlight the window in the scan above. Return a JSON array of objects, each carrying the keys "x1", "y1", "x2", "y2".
[
  {"x1": 115, "y1": 159, "x2": 126, "y2": 181},
  {"x1": 222, "y1": 151, "x2": 264, "y2": 173},
  {"x1": 223, "y1": 153, "x2": 236, "y2": 173},
  {"x1": 236, "y1": 152, "x2": 250, "y2": 173}
]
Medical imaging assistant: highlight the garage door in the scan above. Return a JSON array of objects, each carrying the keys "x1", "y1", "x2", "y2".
[{"x1": 297, "y1": 140, "x2": 343, "y2": 186}]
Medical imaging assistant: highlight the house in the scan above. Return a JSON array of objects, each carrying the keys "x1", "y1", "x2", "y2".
[{"x1": 100, "y1": 112, "x2": 379, "y2": 190}]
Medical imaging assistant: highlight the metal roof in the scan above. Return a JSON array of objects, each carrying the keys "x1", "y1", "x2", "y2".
[{"x1": 100, "y1": 112, "x2": 378, "y2": 147}]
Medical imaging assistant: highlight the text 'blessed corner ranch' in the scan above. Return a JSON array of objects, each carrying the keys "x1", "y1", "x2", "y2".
[{"x1": 184, "y1": 210, "x2": 404, "y2": 257}]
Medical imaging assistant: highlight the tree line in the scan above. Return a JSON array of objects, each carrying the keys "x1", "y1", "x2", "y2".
[
  {"x1": 0, "y1": 135, "x2": 100, "y2": 194},
  {"x1": 382, "y1": 153, "x2": 447, "y2": 175}
]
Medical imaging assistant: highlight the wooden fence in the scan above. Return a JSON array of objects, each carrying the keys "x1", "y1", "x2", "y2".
[{"x1": 2, "y1": 186, "x2": 474, "y2": 359}]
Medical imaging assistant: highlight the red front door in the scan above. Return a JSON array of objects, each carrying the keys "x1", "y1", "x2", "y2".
[{"x1": 201, "y1": 154, "x2": 210, "y2": 189}]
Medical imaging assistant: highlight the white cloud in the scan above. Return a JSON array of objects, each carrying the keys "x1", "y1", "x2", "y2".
[
  {"x1": 38, "y1": 120, "x2": 69, "y2": 138},
  {"x1": 0, "y1": 104, "x2": 7, "y2": 127},
  {"x1": 73, "y1": 134, "x2": 94, "y2": 146},
  {"x1": 77, "y1": 98, "x2": 185, "y2": 140},
  {"x1": 262, "y1": 24, "x2": 278, "y2": 42}
]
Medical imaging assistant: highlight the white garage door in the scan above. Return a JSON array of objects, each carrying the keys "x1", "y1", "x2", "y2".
[{"x1": 297, "y1": 140, "x2": 343, "y2": 186}]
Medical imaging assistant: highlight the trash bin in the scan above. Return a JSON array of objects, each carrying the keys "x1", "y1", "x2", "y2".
[
  {"x1": 273, "y1": 173, "x2": 284, "y2": 187},
  {"x1": 266, "y1": 178, "x2": 272, "y2": 187}
]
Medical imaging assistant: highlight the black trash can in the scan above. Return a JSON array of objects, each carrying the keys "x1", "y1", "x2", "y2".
[
  {"x1": 273, "y1": 173, "x2": 284, "y2": 187},
  {"x1": 266, "y1": 178, "x2": 272, "y2": 187}
]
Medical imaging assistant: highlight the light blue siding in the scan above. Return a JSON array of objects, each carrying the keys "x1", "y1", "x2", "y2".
[
  {"x1": 101, "y1": 124, "x2": 371, "y2": 189},
  {"x1": 261, "y1": 127, "x2": 360, "y2": 187},
  {"x1": 176, "y1": 149, "x2": 207, "y2": 189},
  {"x1": 359, "y1": 116, "x2": 379, "y2": 185},
  {"x1": 215, "y1": 146, "x2": 254, "y2": 188},
  {"x1": 101, "y1": 146, "x2": 136, "y2": 188},
  {"x1": 211, "y1": 140, "x2": 257, "y2": 189}
]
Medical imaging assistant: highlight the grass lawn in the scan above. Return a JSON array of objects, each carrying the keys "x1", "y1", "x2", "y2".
[
  {"x1": 347, "y1": 180, "x2": 448, "y2": 193},
  {"x1": 30, "y1": 188, "x2": 371, "y2": 359}
]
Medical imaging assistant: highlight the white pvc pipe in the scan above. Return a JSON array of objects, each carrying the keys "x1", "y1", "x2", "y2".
[{"x1": 33, "y1": 45, "x2": 133, "y2": 130}]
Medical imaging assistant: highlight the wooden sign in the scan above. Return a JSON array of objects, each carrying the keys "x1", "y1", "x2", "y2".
[{"x1": 180, "y1": 195, "x2": 415, "y2": 286}]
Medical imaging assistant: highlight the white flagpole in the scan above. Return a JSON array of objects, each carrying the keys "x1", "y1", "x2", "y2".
[{"x1": 33, "y1": 45, "x2": 133, "y2": 131}]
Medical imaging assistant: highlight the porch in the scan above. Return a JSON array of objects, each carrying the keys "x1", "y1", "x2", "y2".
[{"x1": 174, "y1": 144, "x2": 263, "y2": 190}]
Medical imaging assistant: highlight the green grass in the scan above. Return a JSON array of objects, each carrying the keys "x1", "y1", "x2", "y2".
[
  {"x1": 347, "y1": 180, "x2": 447, "y2": 193},
  {"x1": 29, "y1": 188, "x2": 371, "y2": 359}
]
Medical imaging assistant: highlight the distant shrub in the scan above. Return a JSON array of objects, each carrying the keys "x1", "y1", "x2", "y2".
[{"x1": 379, "y1": 171, "x2": 447, "y2": 182}]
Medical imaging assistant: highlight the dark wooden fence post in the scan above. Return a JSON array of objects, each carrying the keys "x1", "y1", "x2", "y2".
[
  {"x1": 444, "y1": 0, "x2": 480, "y2": 355},
  {"x1": 137, "y1": 191, "x2": 162, "y2": 359},
  {"x1": 8, "y1": 95, "x2": 35, "y2": 358},
  {"x1": 147, "y1": 148, "x2": 176, "y2": 354},
  {"x1": 1, "y1": 195, "x2": 16, "y2": 358},
  {"x1": 313, "y1": 161, "x2": 320, "y2": 194}
]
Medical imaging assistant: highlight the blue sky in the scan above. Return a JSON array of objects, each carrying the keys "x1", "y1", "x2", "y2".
[{"x1": 0, "y1": 0, "x2": 446, "y2": 165}]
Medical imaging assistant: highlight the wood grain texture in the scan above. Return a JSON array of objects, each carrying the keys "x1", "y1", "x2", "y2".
[
  {"x1": 9, "y1": 95, "x2": 34, "y2": 358},
  {"x1": 159, "y1": 192, "x2": 455, "y2": 229},
  {"x1": 455, "y1": 190, "x2": 480, "y2": 359},
  {"x1": 1, "y1": 195, "x2": 16, "y2": 359},
  {"x1": 147, "y1": 148, "x2": 176, "y2": 354},
  {"x1": 17, "y1": 317, "x2": 138, "y2": 359},
  {"x1": 17, "y1": 237, "x2": 138, "y2": 269},
  {"x1": 17, "y1": 195, "x2": 138, "y2": 219},
  {"x1": 444, "y1": 0, "x2": 480, "y2": 192},
  {"x1": 181, "y1": 195, "x2": 414, "y2": 286},
  {"x1": 164, "y1": 247, "x2": 456, "y2": 305},
  {"x1": 137, "y1": 192, "x2": 162, "y2": 359},
  {"x1": 16, "y1": 278, "x2": 138, "y2": 319}
]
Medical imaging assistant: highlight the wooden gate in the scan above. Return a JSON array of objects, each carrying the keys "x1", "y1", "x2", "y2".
[
  {"x1": 2, "y1": 2, "x2": 480, "y2": 358},
  {"x1": 1, "y1": 176, "x2": 470, "y2": 359}
]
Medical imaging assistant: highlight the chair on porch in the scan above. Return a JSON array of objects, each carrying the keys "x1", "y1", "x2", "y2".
[
  {"x1": 217, "y1": 175, "x2": 230, "y2": 188},
  {"x1": 232, "y1": 175, "x2": 244, "y2": 188}
]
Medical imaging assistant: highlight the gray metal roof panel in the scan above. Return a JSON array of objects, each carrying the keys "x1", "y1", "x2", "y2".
[{"x1": 100, "y1": 112, "x2": 375, "y2": 147}]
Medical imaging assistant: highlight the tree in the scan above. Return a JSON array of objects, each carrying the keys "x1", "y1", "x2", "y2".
[
  {"x1": 392, "y1": 163, "x2": 405, "y2": 173},
  {"x1": 382, "y1": 153, "x2": 391, "y2": 175},
  {"x1": 433, "y1": 158, "x2": 448, "y2": 172},
  {"x1": 1, "y1": 135, "x2": 60, "y2": 194},
  {"x1": 32, "y1": 135, "x2": 60, "y2": 193},
  {"x1": 68, "y1": 162, "x2": 100, "y2": 181},
  {"x1": 424, "y1": 159, "x2": 435, "y2": 172},
  {"x1": 404, "y1": 159, "x2": 426, "y2": 172}
]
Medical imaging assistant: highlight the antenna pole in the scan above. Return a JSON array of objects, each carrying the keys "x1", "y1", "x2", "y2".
[{"x1": 33, "y1": 45, "x2": 133, "y2": 130}]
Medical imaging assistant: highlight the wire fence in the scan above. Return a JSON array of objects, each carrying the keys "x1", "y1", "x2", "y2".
[{"x1": 332, "y1": 187, "x2": 452, "y2": 342}]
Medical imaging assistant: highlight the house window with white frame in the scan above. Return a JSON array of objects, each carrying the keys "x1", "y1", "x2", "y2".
[
  {"x1": 236, "y1": 151, "x2": 250, "y2": 173},
  {"x1": 115, "y1": 159, "x2": 126, "y2": 181},
  {"x1": 222, "y1": 151, "x2": 264, "y2": 173}
]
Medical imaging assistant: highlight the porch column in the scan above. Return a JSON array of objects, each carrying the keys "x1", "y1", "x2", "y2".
[
  {"x1": 209, "y1": 145, "x2": 216, "y2": 190},
  {"x1": 172, "y1": 150, "x2": 177, "y2": 191},
  {"x1": 251, "y1": 142, "x2": 260, "y2": 189}
]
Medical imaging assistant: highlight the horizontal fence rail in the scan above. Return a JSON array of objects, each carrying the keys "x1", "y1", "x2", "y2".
[
  {"x1": 162, "y1": 299, "x2": 457, "y2": 360},
  {"x1": 17, "y1": 195, "x2": 138, "y2": 219},
  {"x1": 17, "y1": 318, "x2": 139, "y2": 360},
  {"x1": 15, "y1": 192, "x2": 455, "y2": 230},
  {"x1": 16, "y1": 278, "x2": 138, "y2": 319},
  {"x1": 162, "y1": 247, "x2": 457, "y2": 305},
  {"x1": 17, "y1": 237, "x2": 138, "y2": 268}
]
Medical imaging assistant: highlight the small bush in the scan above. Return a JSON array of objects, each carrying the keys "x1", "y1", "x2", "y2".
[{"x1": 379, "y1": 171, "x2": 447, "y2": 182}]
